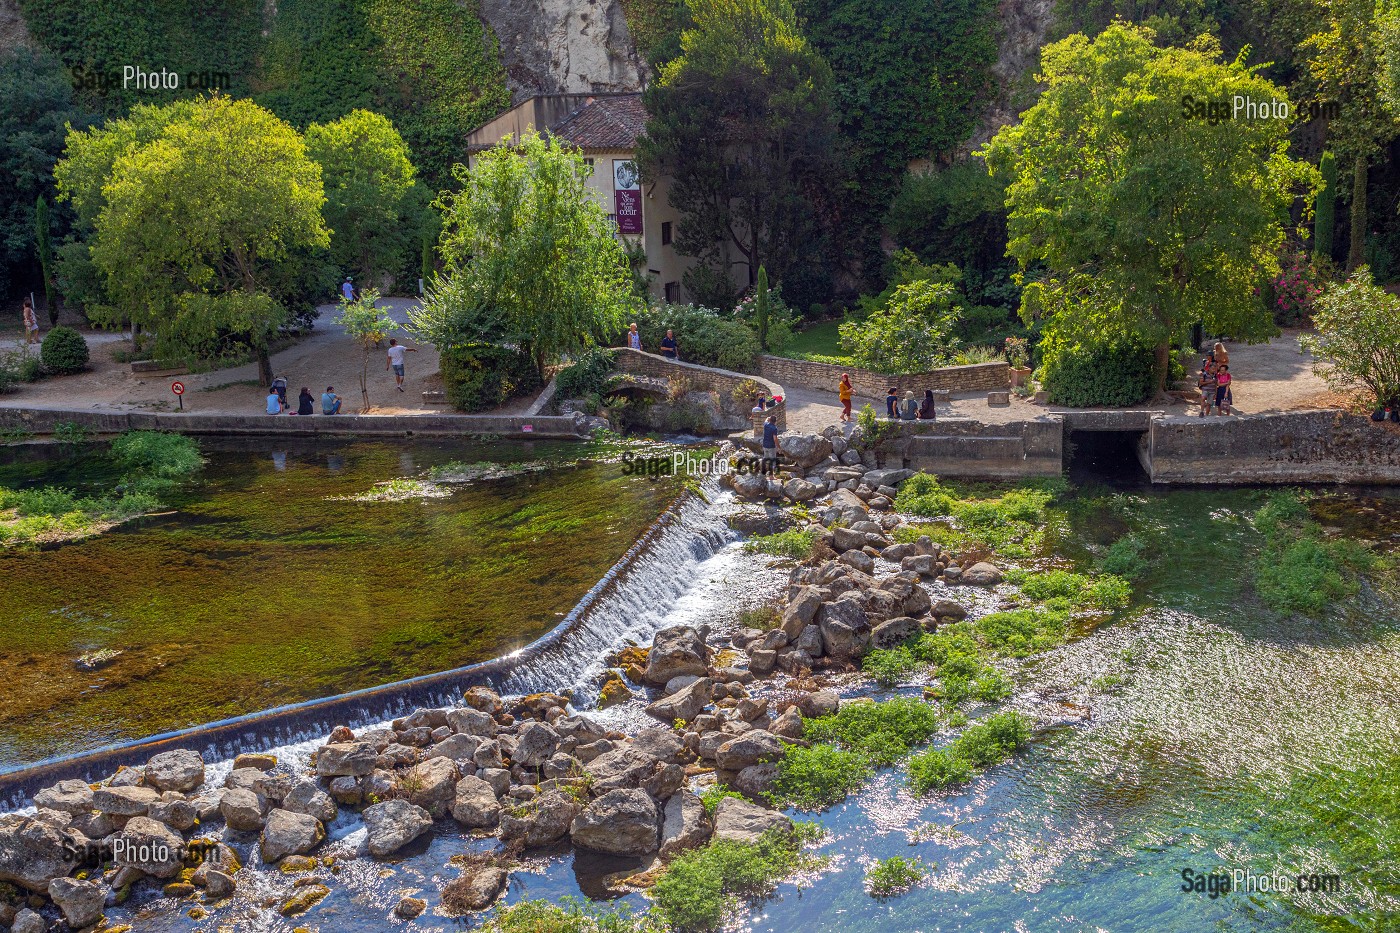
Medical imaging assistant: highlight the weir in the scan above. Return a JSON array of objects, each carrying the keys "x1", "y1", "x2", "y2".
[{"x1": 0, "y1": 486, "x2": 735, "y2": 811}]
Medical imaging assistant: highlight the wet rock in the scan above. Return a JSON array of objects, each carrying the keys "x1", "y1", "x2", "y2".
[
  {"x1": 363, "y1": 799, "x2": 434, "y2": 857},
  {"x1": 734, "y1": 762, "x2": 779, "y2": 798},
  {"x1": 659, "y1": 790, "x2": 711, "y2": 858},
  {"x1": 327, "y1": 776, "x2": 362, "y2": 806},
  {"x1": 796, "y1": 690, "x2": 841, "y2": 719},
  {"x1": 962, "y1": 562, "x2": 1004, "y2": 586},
  {"x1": 69, "y1": 811, "x2": 119, "y2": 839},
  {"x1": 402, "y1": 758, "x2": 461, "y2": 820},
  {"x1": 114, "y1": 816, "x2": 185, "y2": 877},
  {"x1": 461, "y1": 687, "x2": 504, "y2": 715},
  {"x1": 252, "y1": 772, "x2": 294, "y2": 803},
  {"x1": 0, "y1": 816, "x2": 70, "y2": 892},
  {"x1": 143, "y1": 749, "x2": 206, "y2": 793},
  {"x1": 646, "y1": 677, "x2": 713, "y2": 725},
  {"x1": 712, "y1": 797, "x2": 793, "y2": 844},
  {"x1": 396, "y1": 896, "x2": 427, "y2": 919},
  {"x1": 232, "y1": 752, "x2": 277, "y2": 772},
  {"x1": 872, "y1": 616, "x2": 921, "y2": 650},
  {"x1": 190, "y1": 842, "x2": 240, "y2": 887},
  {"x1": 260, "y1": 809, "x2": 325, "y2": 863},
  {"x1": 597, "y1": 671, "x2": 633, "y2": 708},
  {"x1": 512, "y1": 722, "x2": 561, "y2": 768},
  {"x1": 748, "y1": 648, "x2": 777, "y2": 674},
  {"x1": 447, "y1": 707, "x2": 497, "y2": 737},
  {"x1": 205, "y1": 869, "x2": 237, "y2": 898},
  {"x1": 279, "y1": 883, "x2": 330, "y2": 915},
  {"x1": 817, "y1": 598, "x2": 871, "y2": 659},
  {"x1": 451, "y1": 775, "x2": 502, "y2": 828},
  {"x1": 442, "y1": 865, "x2": 508, "y2": 912},
  {"x1": 499, "y1": 791, "x2": 580, "y2": 847},
  {"x1": 10, "y1": 909, "x2": 45, "y2": 933},
  {"x1": 282, "y1": 781, "x2": 338, "y2": 824},
  {"x1": 93, "y1": 785, "x2": 161, "y2": 817},
  {"x1": 149, "y1": 793, "x2": 197, "y2": 832},
  {"x1": 315, "y1": 742, "x2": 378, "y2": 778},
  {"x1": 770, "y1": 706, "x2": 804, "y2": 739},
  {"x1": 328, "y1": 725, "x2": 356, "y2": 743},
  {"x1": 33, "y1": 779, "x2": 93, "y2": 815},
  {"x1": 401, "y1": 708, "x2": 451, "y2": 731},
  {"x1": 715, "y1": 730, "x2": 784, "y2": 771},
  {"x1": 220, "y1": 788, "x2": 267, "y2": 832},
  {"x1": 570, "y1": 789, "x2": 658, "y2": 856},
  {"x1": 643, "y1": 626, "x2": 709, "y2": 686}
]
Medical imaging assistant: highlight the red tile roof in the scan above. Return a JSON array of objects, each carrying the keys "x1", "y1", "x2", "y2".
[{"x1": 550, "y1": 94, "x2": 648, "y2": 152}]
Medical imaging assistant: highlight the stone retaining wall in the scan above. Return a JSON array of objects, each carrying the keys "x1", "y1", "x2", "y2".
[
  {"x1": 0, "y1": 407, "x2": 588, "y2": 439},
  {"x1": 1148, "y1": 410, "x2": 1400, "y2": 484},
  {"x1": 758, "y1": 355, "x2": 1010, "y2": 399},
  {"x1": 613, "y1": 347, "x2": 786, "y2": 436},
  {"x1": 886, "y1": 418, "x2": 1064, "y2": 479}
]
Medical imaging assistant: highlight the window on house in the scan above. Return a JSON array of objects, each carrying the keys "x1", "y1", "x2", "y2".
[
  {"x1": 661, "y1": 221, "x2": 672, "y2": 246},
  {"x1": 664, "y1": 281, "x2": 681, "y2": 303},
  {"x1": 584, "y1": 157, "x2": 595, "y2": 168}
]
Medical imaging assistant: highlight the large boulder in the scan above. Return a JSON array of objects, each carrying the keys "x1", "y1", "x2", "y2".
[
  {"x1": 569, "y1": 789, "x2": 658, "y2": 856},
  {"x1": 362, "y1": 799, "x2": 434, "y2": 857},
  {"x1": 646, "y1": 677, "x2": 713, "y2": 725},
  {"x1": 260, "y1": 809, "x2": 325, "y2": 863},
  {"x1": 149, "y1": 794, "x2": 197, "y2": 832},
  {"x1": 659, "y1": 790, "x2": 712, "y2": 858},
  {"x1": 446, "y1": 707, "x2": 497, "y2": 737},
  {"x1": 871, "y1": 616, "x2": 921, "y2": 650},
  {"x1": 442, "y1": 865, "x2": 508, "y2": 912},
  {"x1": 48, "y1": 876, "x2": 107, "y2": 929},
  {"x1": 643, "y1": 626, "x2": 709, "y2": 686},
  {"x1": 93, "y1": 785, "x2": 161, "y2": 817},
  {"x1": 831, "y1": 526, "x2": 866, "y2": 553},
  {"x1": 0, "y1": 816, "x2": 71, "y2": 892},
  {"x1": 512, "y1": 721, "x2": 560, "y2": 768},
  {"x1": 282, "y1": 781, "x2": 338, "y2": 824},
  {"x1": 401, "y1": 757, "x2": 461, "y2": 820},
  {"x1": 34, "y1": 780, "x2": 94, "y2": 816},
  {"x1": 817, "y1": 597, "x2": 872, "y2": 659},
  {"x1": 715, "y1": 730, "x2": 785, "y2": 771},
  {"x1": 114, "y1": 816, "x2": 185, "y2": 877},
  {"x1": 631, "y1": 727, "x2": 687, "y2": 765},
  {"x1": 315, "y1": 742, "x2": 378, "y2": 777},
  {"x1": 776, "y1": 433, "x2": 833, "y2": 469},
  {"x1": 144, "y1": 749, "x2": 206, "y2": 793},
  {"x1": 220, "y1": 788, "x2": 267, "y2": 832},
  {"x1": 428, "y1": 733, "x2": 481, "y2": 762},
  {"x1": 783, "y1": 478, "x2": 822, "y2": 502},
  {"x1": 962, "y1": 562, "x2": 1004, "y2": 586},
  {"x1": 863, "y1": 468, "x2": 912, "y2": 488},
  {"x1": 451, "y1": 776, "x2": 502, "y2": 829},
  {"x1": 498, "y1": 791, "x2": 579, "y2": 847},
  {"x1": 711, "y1": 797, "x2": 794, "y2": 844},
  {"x1": 586, "y1": 745, "x2": 661, "y2": 793},
  {"x1": 780, "y1": 587, "x2": 823, "y2": 640}
]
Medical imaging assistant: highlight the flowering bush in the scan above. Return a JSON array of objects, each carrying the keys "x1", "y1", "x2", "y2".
[
  {"x1": 1270, "y1": 253, "x2": 1323, "y2": 326},
  {"x1": 1004, "y1": 336, "x2": 1030, "y2": 368}
]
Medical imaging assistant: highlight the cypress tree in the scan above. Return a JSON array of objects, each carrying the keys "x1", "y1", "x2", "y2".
[{"x1": 1313, "y1": 151, "x2": 1336, "y2": 264}]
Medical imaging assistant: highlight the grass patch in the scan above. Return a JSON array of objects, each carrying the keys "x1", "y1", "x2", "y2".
[
  {"x1": 773, "y1": 319, "x2": 849, "y2": 364},
  {"x1": 907, "y1": 710, "x2": 1033, "y2": 794},
  {"x1": 478, "y1": 897, "x2": 661, "y2": 932},
  {"x1": 1004, "y1": 568, "x2": 1132, "y2": 612},
  {"x1": 768, "y1": 743, "x2": 874, "y2": 810},
  {"x1": 650, "y1": 826, "x2": 824, "y2": 932},
  {"x1": 866, "y1": 856, "x2": 927, "y2": 897},
  {"x1": 892, "y1": 473, "x2": 1063, "y2": 560},
  {"x1": 737, "y1": 605, "x2": 781, "y2": 631},
  {"x1": 861, "y1": 646, "x2": 922, "y2": 687},
  {"x1": 743, "y1": 528, "x2": 818, "y2": 559},
  {"x1": 804, "y1": 697, "x2": 944, "y2": 766},
  {"x1": 1252, "y1": 493, "x2": 1383, "y2": 616}
]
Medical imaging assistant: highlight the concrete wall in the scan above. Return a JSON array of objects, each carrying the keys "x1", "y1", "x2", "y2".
[
  {"x1": 1149, "y1": 411, "x2": 1400, "y2": 484},
  {"x1": 0, "y1": 408, "x2": 589, "y2": 439},
  {"x1": 886, "y1": 417, "x2": 1064, "y2": 479},
  {"x1": 612, "y1": 347, "x2": 786, "y2": 436},
  {"x1": 758, "y1": 356, "x2": 1010, "y2": 400}
]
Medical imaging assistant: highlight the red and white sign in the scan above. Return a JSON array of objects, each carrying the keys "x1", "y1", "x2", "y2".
[
  {"x1": 171, "y1": 381, "x2": 185, "y2": 395},
  {"x1": 613, "y1": 159, "x2": 642, "y2": 235}
]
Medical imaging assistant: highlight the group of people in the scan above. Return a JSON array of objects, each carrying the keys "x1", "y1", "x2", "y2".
[
  {"x1": 833, "y1": 374, "x2": 937, "y2": 422},
  {"x1": 266, "y1": 380, "x2": 343, "y2": 416},
  {"x1": 1197, "y1": 342, "x2": 1234, "y2": 416},
  {"x1": 626, "y1": 323, "x2": 679, "y2": 361}
]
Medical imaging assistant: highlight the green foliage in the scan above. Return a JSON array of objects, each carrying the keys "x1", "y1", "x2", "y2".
[
  {"x1": 650, "y1": 828, "x2": 818, "y2": 932},
  {"x1": 907, "y1": 711, "x2": 1032, "y2": 794},
  {"x1": 108, "y1": 431, "x2": 202, "y2": 479},
  {"x1": 862, "y1": 647, "x2": 922, "y2": 687},
  {"x1": 769, "y1": 742, "x2": 874, "y2": 809},
  {"x1": 1252, "y1": 492, "x2": 1381, "y2": 616},
  {"x1": 968, "y1": 610, "x2": 1068, "y2": 659},
  {"x1": 1300, "y1": 267, "x2": 1400, "y2": 407},
  {"x1": 557, "y1": 348, "x2": 618, "y2": 400},
  {"x1": 619, "y1": 0, "x2": 688, "y2": 66},
  {"x1": 1037, "y1": 320, "x2": 1156, "y2": 407},
  {"x1": 865, "y1": 856, "x2": 926, "y2": 897},
  {"x1": 839, "y1": 278, "x2": 962, "y2": 374},
  {"x1": 1314, "y1": 152, "x2": 1337, "y2": 263},
  {"x1": 893, "y1": 474, "x2": 1059, "y2": 559},
  {"x1": 804, "y1": 697, "x2": 944, "y2": 766},
  {"x1": 1100, "y1": 534, "x2": 1149, "y2": 580},
  {"x1": 886, "y1": 161, "x2": 1009, "y2": 278},
  {"x1": 742, "y1": 528, "x2": 818, "y2": 559},
  {"x1": 636, "y1": 303, "x2": 762, "y2": 372},
  {"x1": 698, "y1": 785, "x2": 746, "y2": 818},
  {"x1": 439, "y1": 344, "x2": 542, "y2": 413},
  {"x1": 33, "y1": 195, "x2": 56, "y2": 322},
  {"x1": 335, "y1": 290, "x2": 398, "y2": 410},
  {"x1": 981, "y1": 23, "x2": 1321, "y2": 393},
  {"x1": 478, "y1": 896, "x2": 662, "y2": 933},
  {"x1": 1010, "y1": 568, "x2": 1133, "y2": 611},
  {"x1": 304, "y1": 110, "x2": 417, "y2": 282},
  {"x1": 853, "y1": 404, "x2": 903, "y2": 452},
  {"x1": 414, "y1": 132, "x2": 637, "y2": 377},
  {"x1": 39, "y1": 326, "x2": 88, "y2": 374}
]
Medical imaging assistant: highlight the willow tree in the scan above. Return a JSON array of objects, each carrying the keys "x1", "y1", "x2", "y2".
[
  {"x1": 410, "y1": 131, "x2": 636, "y2": 377},
  {"x1": 981, "y1": 24, "x2": 1320, "y2": 394}
]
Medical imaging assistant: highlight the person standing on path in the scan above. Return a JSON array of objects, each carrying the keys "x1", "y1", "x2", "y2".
[
  {"x1": 627, "y1": 323, "x2": 642, "y2": 350},
  {"x1": 21, "y1": 297, "x2": 39, "y2": 345},
  {"x1": 341, "y1": 277, "x2": 356, "y2": 303},
  {"x1": 660, "y1": 329, "x2": 678, "y2": 361},
  {"x1": 761, "y1": 415, "x2": 779, "y2": 470},
  {"x1": 386, "y1": 338, "x2": 417, "y2": 392},
  {"x1": 838, "y1": 373, "x2": 853, "y2": 422}
]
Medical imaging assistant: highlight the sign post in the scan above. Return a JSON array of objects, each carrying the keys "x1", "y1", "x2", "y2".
[{"x1": 171, "y1": 380, "x2": 185, "y2": 411}]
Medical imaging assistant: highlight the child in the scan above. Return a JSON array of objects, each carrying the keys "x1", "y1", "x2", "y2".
[
  {"x1": 1214, "y1": 364, "x2": 1232, "y2": 415},
  {"x1": 1197, "y1": 355, "x2": 1217, "y2": 417}
]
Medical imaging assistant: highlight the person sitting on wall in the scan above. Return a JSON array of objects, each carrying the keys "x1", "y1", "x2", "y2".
[
  {"x1": 899, "y1": 390, "x2": 919, "y2": 420},
  {"x1": 321, "y1": 386, "x2": 343, "y2": 415},
  {"x1": 886, "y1": 387, "x2": 899, "y2": 419},
  {"x1": 919, "y1": 389, "x2": 937, "y2": 420},
  {"x1": 296, "y1": 387, "x2": 315, "y2": 416},
  {"x1": 265, "y1": 388, "x2": 283, "y2": 415},
  {"x1": 752, "y1": 393, "x2": 768, "y2": 413}
]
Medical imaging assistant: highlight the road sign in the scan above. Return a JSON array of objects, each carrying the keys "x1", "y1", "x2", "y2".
[{"x1": 171, "y1": 381, "x2": 185, "y2": 395}]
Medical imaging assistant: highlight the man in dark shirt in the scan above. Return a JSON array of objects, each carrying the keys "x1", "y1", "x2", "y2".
[
  {"x1": 660, "y1": 329, "x2": 678, "y2": 360},
  {"x1": 761, "y1": 415, "x2": 779, "y2": 469},
  {"x1": 886, "y1": 387, "x2": 898, "y2": 419}
]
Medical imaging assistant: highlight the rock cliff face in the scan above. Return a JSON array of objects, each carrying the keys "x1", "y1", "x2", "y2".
[
  {"x1": 478, "y1": 0, "x2": 646, "y2": 101},
  {"x1": 0, "y1": 0, "x2": 31, "y2": 54},
  {"x1": 963, "y1": 0, "x2": 1057, "y2": 151}
]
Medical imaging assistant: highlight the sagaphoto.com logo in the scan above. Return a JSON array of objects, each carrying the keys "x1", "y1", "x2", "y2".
[
  {"x1": 621, "y1": 451, "x2": 777, "y2": 479},
  {"x1": 70, "y1": 64, "x2": 231, "y2": 93}
]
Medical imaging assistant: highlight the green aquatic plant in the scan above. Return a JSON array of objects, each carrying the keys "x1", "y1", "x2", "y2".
[
  {"x1": 893, "y1": 473, "x2": 1062, "y2": 559},
  {"x1": 743, "y1": 527, "x2": 818, "y2": 559},
  {"x1": 866, "y1": 856, "x2": 927, "y2": 897},
  {"x1": 478, "y1": 897, "x2": 662, "y2": 933},
  {"x1": 908, "y1": 710, "x2": 1033, "y2": 794},
  {"x1": 804, "y1": 697, "x2": 945, "y2": 765},
  {"x1": 768, "y1": 742, "x2": 874, "y2": 810},
  {"x1": 1252, "y1": 492, "x2": 1382, "y2": 616},
  {"x1": 862, "y1": 646, "x2": 922, "y2": 686},
  {"x1": 1099, "y1": 533, "x2": 1148, "y2": 580}
]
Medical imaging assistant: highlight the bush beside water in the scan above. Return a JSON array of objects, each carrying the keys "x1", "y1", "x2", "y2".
[{"x1": 908, "y1": 710, "x2": 1033, "y2": 794}]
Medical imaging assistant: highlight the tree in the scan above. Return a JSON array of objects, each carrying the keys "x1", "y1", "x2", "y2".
[
  {"x1": 839, "y1": 278, "x2": 962, "y2": 374},
  {"x1": 335, "y1": 288, "x2": 395, "y2": 412},
  {"x1": 58, "y1": 96, "x2": 329, "y2": 383},
  {"x1": 1313, "y1": 151, "x2": 1337, "y2": 264},
  {"x1": 33, "y1": 196, "x2": 57, "y2": 324},
  {"x1": 980, "y1": 24, "x2": 1321, "y2": 394},
  {"x1": 1300, "y1": 267, "x2": 1400, "y2": 407},
  {"x1": 410, "y1": 132, "x2": 637, "y2": 377},
  {"x1": 303, "y1": 110, "x2": 417, "y2": 283},
  {"x1": 753, "y1": 265, "x2": 771, "y2": 350},
  {"x1": 638, "y1": 0, "x2": 839, "y2": 301}
]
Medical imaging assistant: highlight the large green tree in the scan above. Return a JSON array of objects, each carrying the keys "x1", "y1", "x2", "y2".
[
  {"x1": 57, "y1": 96, "x2": 329, "y2": 382},
  {"x1": 304, "y1": 109, "x2": 417, "y2": 283},
  {"x1": 638, "y1": 0, "x2": 839, "y2": 305},
  {"x1": 410, "y1": 132, "x2": 637, "y2": 378},
  {"x1": 981, "y1": 24, "x2": 1320, "y2": 393}
]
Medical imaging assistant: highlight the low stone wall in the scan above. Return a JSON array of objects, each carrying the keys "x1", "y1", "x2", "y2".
[
  {"x1": 0, "y1": 407, "x2": 589, "y2": 439},
  {"x1": 613, "y1": 347, "x2": 787, "y2": 436},
  {"x1": 758, "y1": 355, "x2": 1010, "y2": 400},
  {"x1": 884, "y1": 418, "x2": 1064, "y2": 479},
  {"x1": 1148, "y1": 410, "x2": 1400, "y2": 484}
]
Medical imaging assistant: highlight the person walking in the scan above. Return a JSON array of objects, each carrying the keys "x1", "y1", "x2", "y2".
[
  {"x1": 627, "y1": 323, "x2": 642, "y2": 350},
  {"x1": 296, "y1": 387, "x2": 315, "y2": 416},
  {"x1": 660, "y1": 329, "x2": 678, "y2": 361},
  {"x1": 761, "y1": 414, "x2": 779, "y2": 470},
  {"x1": 321, "y1": 386, "x2": 343, "y2": 415},
  {"x1": 838, "y1": 373, "x2": 853, "y2": 423},
  {"x1": 341, "y1": 277, "x2": 356, "y2": 303},
  {"x1": 21, "y1": 297, "x2": 39, "y2": 345},
  {"x1": 386, "y1": 338, "x2": 417, "y2": 392}
]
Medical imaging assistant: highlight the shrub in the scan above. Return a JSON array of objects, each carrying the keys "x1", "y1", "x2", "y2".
[
  {"x1": 39, "y1": 326, "x2": 89, "y2": 375},
  {"x1": 109, "y1": 431, "x2": 202, "y2": 479},
  {"x1": 478, "y1": 897, "x2": 661, "y2": 933},
  {"x1": 698, "y1": 785, "x2": 745, "y2": 818},
  {"x1": 651, "y1": 829, "x2": 817, "y2": 931},
  {"x1": 636, "y1": 304, "x2": 762, "y2": 372},
  {"x1": 908, "y1": 711, "x2": 1032, "y2": 794},
  {"x1": 866, "y1": 856, "x2": 926, "y2": 897},
  {"x1": 555, "y1": 347, "x2": 616, "y2": 399},
  {"x1": 1038, "y1": 331, "x2": 1155, "y2": 407},
  {"x1": 440, "y1": 344, "x2": 542, "y2": 412},
  {"x1": 1300, "y1": 267, "x2": 1400, "y2": 408},
  {"x1": 839, "y1": 278, "x2": 962, "y2": 374},
  {"x1": 743, "y1": 528, "x2": 817, "y2": 559},
  {"x1": 862, "y1": 647, "x2": 922, "y2": 687},
  {"x1": 0, "y1": 348, "x2": 43, "y2": 390},
  {"x1": 804, "y1": 697, "x2": 944, "y2": 765},
  {"x1": 769, "y1": 743, "x2": 873, "y2": 809}
]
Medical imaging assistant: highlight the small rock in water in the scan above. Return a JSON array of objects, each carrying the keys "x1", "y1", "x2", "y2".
[{"x1": 395, "y1": 896, "x2": 427, "y2": 919}]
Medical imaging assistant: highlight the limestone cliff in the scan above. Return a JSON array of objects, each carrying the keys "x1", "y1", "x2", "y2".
[
  {"x1": 478, "y1": 0, "x2": 646, "y2": 101},
  {"x1": 0, "y1": 0, "x2": 31, "y2": 54},
  {"x1": 964, "y1": 0, "x2": 1057, "y2": 152}
]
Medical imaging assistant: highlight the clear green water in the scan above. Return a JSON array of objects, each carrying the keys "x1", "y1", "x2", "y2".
[{"x1": 0, "y1": 437, "x2": 680, "y2": 768}]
